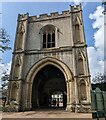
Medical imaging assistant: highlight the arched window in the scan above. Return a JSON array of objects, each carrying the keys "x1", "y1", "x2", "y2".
[
  {"x1": 47, "y1": 33, "x2": 51, "y2": 48},
  {"x1": 52, "y1": 33, "x2": 55, "y2": 47},
  {"x1": 40, "y1": 25, "x2": 56, "y2": 48},
  {"x1": 43, "y1": 34, "x2": 46, "y2": 48}
]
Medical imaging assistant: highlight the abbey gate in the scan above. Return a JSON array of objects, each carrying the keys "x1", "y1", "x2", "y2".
[{"x1": 8, "y1": 4, "x2": 91, "y2": 112}]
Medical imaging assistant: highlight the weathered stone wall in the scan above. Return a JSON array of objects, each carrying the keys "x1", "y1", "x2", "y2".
[
  {"x1": 22, "y1": 12, "x2": 73, "y2": 79},
  {"x1": 8, "y1": 4, "x2": 91, "y2": 112},
  {"x1": 26, "y1": 17, "x2": 72, "y2": 50},
  {"x1": 22, "y1": 49, "x2": 73, "y2": 79}
]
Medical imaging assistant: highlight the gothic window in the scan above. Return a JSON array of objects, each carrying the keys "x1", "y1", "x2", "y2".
[
  {"x1": 43, "y1": 34, "x2": 46, "y2": 48},
  {"x1": 47, "y1": 33, "x2": 51, "y2": 48},
  {"x1": 41, "y1": 25, "x2": 55, "y2": 48},
  {"x1": 79, "y1": 80, "x2": 87, "y2": 101},
  {"x1": 43, "y1": 32, "x2": 55, "y2": 48},
  {"x1": 52, "y1": 33, "x2": 55, "y2": 47}
]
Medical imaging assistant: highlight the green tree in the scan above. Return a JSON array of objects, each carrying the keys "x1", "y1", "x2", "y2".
[
  {"x1": 0, "y1": 28, "x2": 11, "y2": 53},
  {"x1": 102, "y1": 0, "x2": 106, "y2": 5},
  {"x1": 1, "y1": 70, "x2": 9, "y2": 97},
  {"x1": 0, "y1": 28, "x2": 11, "y2": 98}
]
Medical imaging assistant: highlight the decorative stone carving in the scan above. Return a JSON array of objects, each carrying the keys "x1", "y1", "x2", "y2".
[
  {"x1": 75, "y1": 24, "x2": 80, "y2": 43},
  {"x1": 73, "y1": 13, "x2": 82, "y2": 25},
  {"x1": 77, "y1": 51, "x2": 84, "y2": 75},
  {"x1": 16, "y1": 21, "x2": 25, "y2": 49},
  {"x1": 78, "y1": 50, "x2": 82, "y2": 59},
  {"x1": 13, "y1": 55, "x2": 21, "y2": 78},
  {"x1": 81, "y1": 49, "x2": 86, "y2": 60},
  {"x1": 79, "y1": 80, "x2": 87, "y2": 101},
  {"x1": 73, "y1": 13, "x2": 82, "y2": 43},
  {"x1": 11, "y1": 82, "x2": 19, "y2": 101},
  {"x1": 15, "y1": 55, "x2": 21, "y2": 67},
  {"x1": 18, "y1": 21, "x2": 25, "y2": 34}
]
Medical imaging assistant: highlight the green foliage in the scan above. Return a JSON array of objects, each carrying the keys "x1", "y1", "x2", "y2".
[
  {"x1": 1, "y1": 72, "x2": 9, "y2": 86},
  {"x1": 0, "y1": 28, "x2": 11, "y2": 53},
  {"x1": 102, "y1": 0, "x2": 106, "y2": 5},
  {"x1": 1, "y1": 71, "x2": 9, "y2": 97}
]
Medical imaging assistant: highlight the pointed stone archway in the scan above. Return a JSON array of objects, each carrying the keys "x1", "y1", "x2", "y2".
[
  {"x1": 24, "y1": 57, "x2": 74, "y2": 111},
  {"x1": 31, "y1": 65, "x2": 67, "y2": 109}
]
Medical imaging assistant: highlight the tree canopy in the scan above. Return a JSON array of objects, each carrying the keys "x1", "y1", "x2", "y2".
[{"x1": 0, "y1": 28, "x2": 11, "y2": 53}]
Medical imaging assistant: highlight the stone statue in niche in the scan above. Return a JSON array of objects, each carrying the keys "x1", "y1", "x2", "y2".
[
  {"x1": 15, "y1": 55, "x2": 21, "y2": 67},
  {"x1": 17, "y1": 21, "x2": 25, "y2": 34}
]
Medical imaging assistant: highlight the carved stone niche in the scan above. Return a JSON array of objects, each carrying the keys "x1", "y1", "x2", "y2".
[
  {"x1": 13, "y1": 55, "x2": 21, "y2": 79},
  {"x1": 73, "y1": 13, "x2": 82, "y2": 44},
  {"x1": 16, "y1": 21, "x2": 25, "y2": 50},
  {"x1": 77, "y1": 51, "x2": 84, "y2": 75},
  {"x1": 11, "y1": 82, "x2": 19, "y2": 101},
  {"x1": 15, "y1": 55, "x2": 21, "y2": 67},
  {"x1": 17, "y1": 21, "x2": 25, "y2": 34},
  {"x1": 79, "y1": 79, "x2": 87, "y2": 101}
]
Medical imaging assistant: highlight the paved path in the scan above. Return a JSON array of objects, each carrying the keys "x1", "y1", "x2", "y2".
[
  {"x1": 1, "y1": 109, "x2": 105, "y2": 120},
  {"x1": 1, "y1": 109, "x2": 91, "y2": 119}
]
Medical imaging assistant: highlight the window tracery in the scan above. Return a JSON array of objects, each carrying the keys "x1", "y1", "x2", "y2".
[{"x1": 40, "y1": 25, "x2": 56, "y2": 48}]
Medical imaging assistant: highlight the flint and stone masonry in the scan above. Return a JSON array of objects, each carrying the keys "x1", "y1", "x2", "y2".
[{"x1": 8, "y1": 4, "x2": 91, "y2": 112}]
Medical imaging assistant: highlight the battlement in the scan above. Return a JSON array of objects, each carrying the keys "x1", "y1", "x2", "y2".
[
  {"x1": 51, "y1": 12, "x2": 59, "y2": 17},
  {"x1": 18, "y1": 13, "x2": 29, "y2": 21},
  {"x1": 18, "y1": 4, "x2": 82, "y2": 21},
  {"x1": 70, "y1": 4, "x2": 82, "y2": 12},
  {"x1": 27, "y1": 11, "x2": 70, "y2": 22}
]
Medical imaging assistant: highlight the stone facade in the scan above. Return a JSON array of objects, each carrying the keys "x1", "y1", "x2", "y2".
[{"x1": 7, "y1": 4, "x2": 91, "y2": 112}]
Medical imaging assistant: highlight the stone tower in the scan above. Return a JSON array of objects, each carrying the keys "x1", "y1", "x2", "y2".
[{"x1": 8, "y1": 4, "x2": 91, "y2": 112}]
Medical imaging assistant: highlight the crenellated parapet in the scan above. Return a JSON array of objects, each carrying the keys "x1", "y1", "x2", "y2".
[
  {"x1": 28, "y1": 10, "x2": 70, "y2": 22},
  {"x1": 70, "y1": 4, "x2": 82, "y2": 13},
  {"x1": 17, "y1": 4, "x2": 82, "y2": 22},
  {"x1": 18, "y1": 13, "x2": 29, "y2": 21}
]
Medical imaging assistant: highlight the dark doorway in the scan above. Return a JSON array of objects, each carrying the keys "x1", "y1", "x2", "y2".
[{"x1": 32, "y1": 65, "x2": 67, "y2": 109}]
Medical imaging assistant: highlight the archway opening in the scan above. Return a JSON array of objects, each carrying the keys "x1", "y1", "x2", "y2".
[
  {"x1": 31, "y1": 65, "x2": 67, "y2": 109},
  {"x1": 50, "y1": 91, "x2": 64, "y2": 108}
]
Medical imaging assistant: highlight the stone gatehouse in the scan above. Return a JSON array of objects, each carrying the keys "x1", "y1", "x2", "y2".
[{"x1": 7, "y1": 4, "x2": 91, "y2": 112}]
